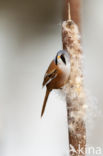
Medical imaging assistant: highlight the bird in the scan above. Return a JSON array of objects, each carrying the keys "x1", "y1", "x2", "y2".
[{"x1": 41, "y1": 50, "x2": 70, "y2": 117}]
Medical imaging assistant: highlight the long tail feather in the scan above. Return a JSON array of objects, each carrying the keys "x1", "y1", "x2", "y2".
[{"x1": 41, "y1": 89, "x2": 50, "y2": 117}]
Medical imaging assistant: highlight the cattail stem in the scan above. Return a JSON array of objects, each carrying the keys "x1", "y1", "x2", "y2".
[
  {"x1": 63, "y1": 0, "x2": 81, "y2": 30},
  {"x1": 62, "y1": 0, "x2": 86, "y2": 156},
  {"x1": 68, "y1": 3, "x2": 71, "y2": 21}
]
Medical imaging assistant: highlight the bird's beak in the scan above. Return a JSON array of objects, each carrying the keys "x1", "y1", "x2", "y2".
[{"x1": 57, "y1": 55, "x2": 60, "y2": 59}]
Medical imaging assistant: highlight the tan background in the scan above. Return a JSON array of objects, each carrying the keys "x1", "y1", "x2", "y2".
[{"x1": 0, "y1": 0, "x2": 103, "y2": 156}]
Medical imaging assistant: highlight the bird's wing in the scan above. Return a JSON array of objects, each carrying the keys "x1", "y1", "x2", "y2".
[
  {"x1": 42, "y1": 60, "x2": 57, "y2": 87},
  {"x1": 43, "y1": 69, "x2": 57, "y2": 86}
]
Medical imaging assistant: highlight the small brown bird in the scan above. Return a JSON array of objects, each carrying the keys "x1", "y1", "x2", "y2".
[{"x1": 41, "y1": 50, "x2": 70, "y2": 117}]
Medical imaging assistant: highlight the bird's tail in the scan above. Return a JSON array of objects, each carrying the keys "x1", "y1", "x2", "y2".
[{"x1": 41, "y1": 89, "x2": 50, "y2": 117}]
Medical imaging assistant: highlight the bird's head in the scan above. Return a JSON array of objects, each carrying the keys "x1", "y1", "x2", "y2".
[{"x1": 55, "y1": 50, "x2": 70, "y2": 66}]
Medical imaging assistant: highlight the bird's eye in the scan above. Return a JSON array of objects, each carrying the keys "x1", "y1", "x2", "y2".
[{"x1": 61, "y1": 55, "x2": 66, "y2": 64}]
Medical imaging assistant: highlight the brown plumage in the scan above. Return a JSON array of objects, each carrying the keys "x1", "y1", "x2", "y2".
[{"x1": 41, "y1": 50, "x2": 70, "y2": 117}]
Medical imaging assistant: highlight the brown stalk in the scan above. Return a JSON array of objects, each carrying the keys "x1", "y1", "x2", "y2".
[{"x1": 62, "y1": 0, "x2": 86, "y2": 155}]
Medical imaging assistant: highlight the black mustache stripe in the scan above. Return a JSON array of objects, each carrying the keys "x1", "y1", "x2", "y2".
[{"x1": 61, "y1": 55, "x2": 66, "y2": 64}]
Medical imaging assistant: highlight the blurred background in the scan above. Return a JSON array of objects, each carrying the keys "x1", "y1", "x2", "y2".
[{"x1": 0, "y1": 0, "x2": 103, "y2": 156}]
